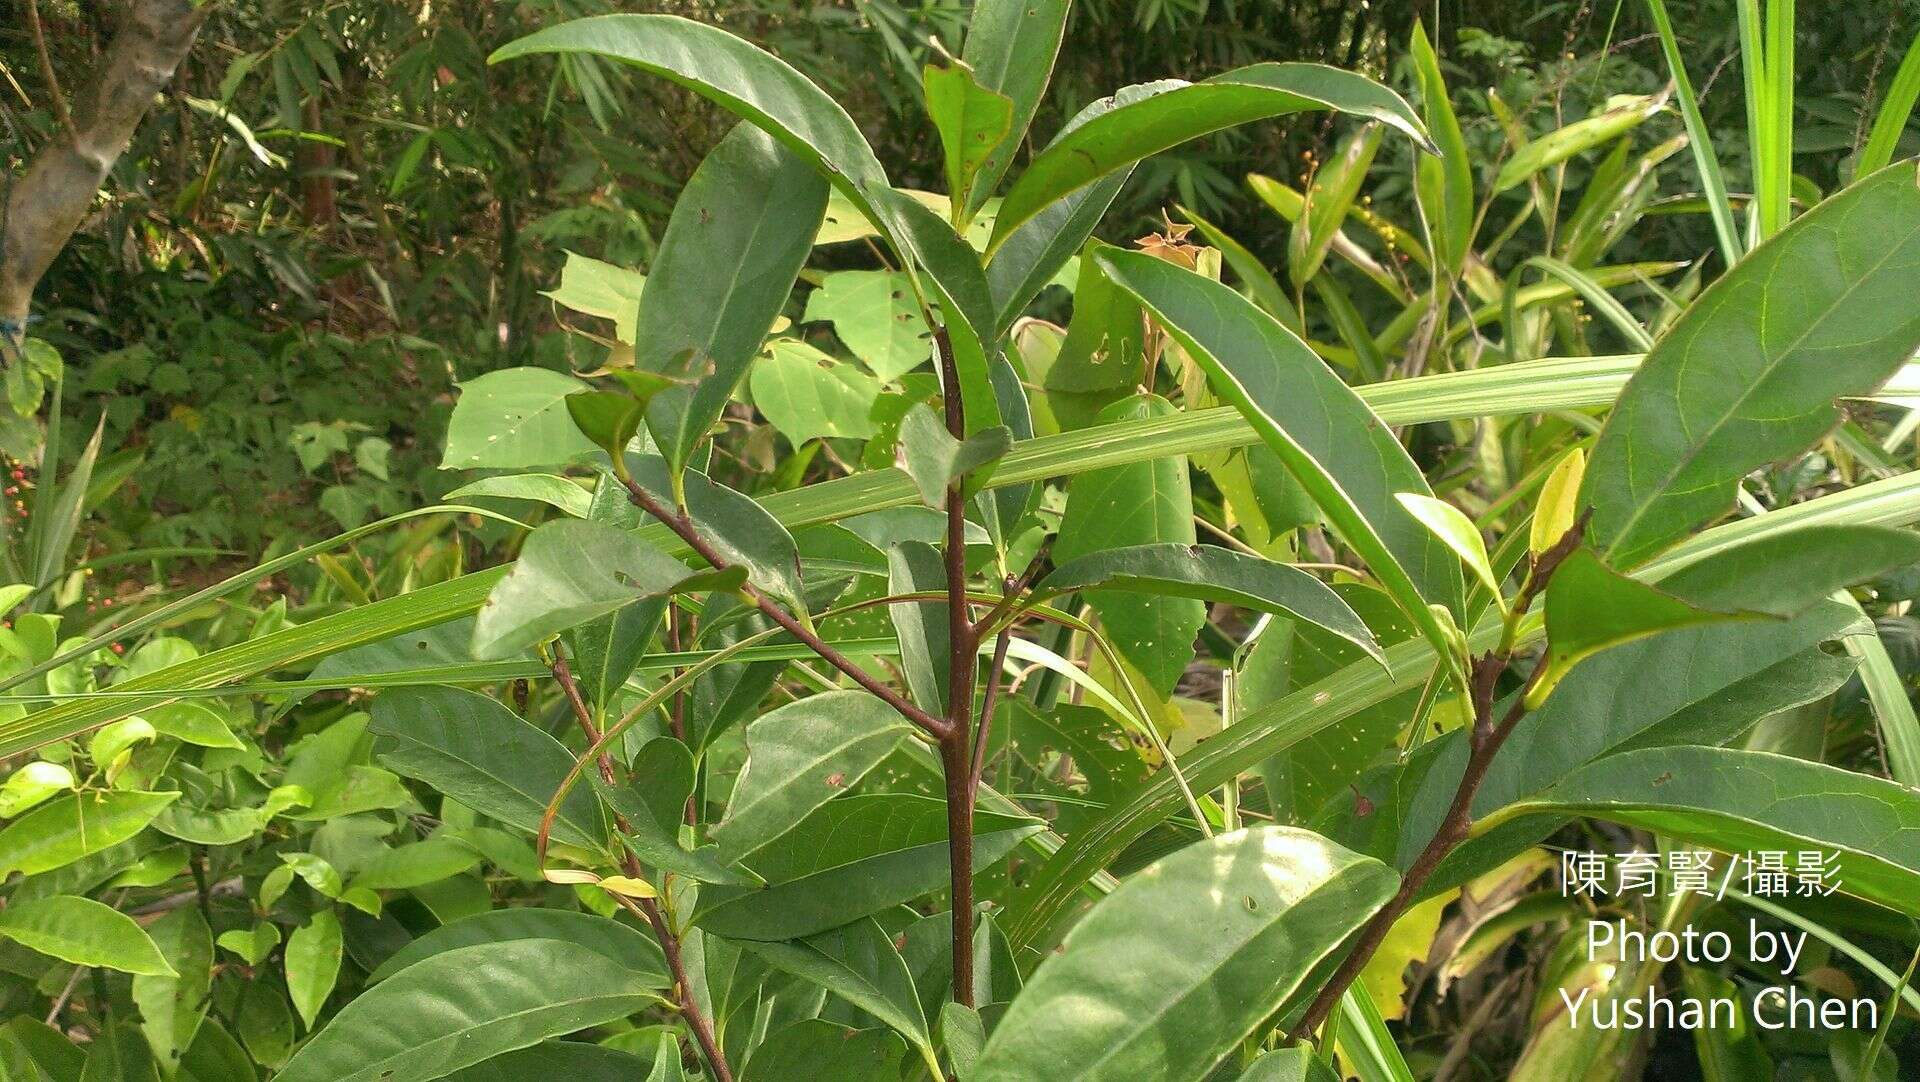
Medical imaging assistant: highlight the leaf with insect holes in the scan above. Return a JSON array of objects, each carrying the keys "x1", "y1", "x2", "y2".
[{"x1": 924, "y1": 61, "x2": 1013, "y2": 215}]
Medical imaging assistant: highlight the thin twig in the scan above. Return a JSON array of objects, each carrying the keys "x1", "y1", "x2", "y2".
[
  {"x1": 550, "y1": 647, "x2": 732, "y2": 1082},
  {"x1": 24, "y1": 0, "x2": 69, "y2": 130}
]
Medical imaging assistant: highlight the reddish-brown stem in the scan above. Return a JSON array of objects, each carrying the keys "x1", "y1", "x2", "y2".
[
  {"x1": 1291, "y1": 514, "x2": 1590, "y2": 1039},
  {"x1": 550, "y1": 648, "x2": 732, "y2": 1082},
  {"x1": 937, "y1": 326, "x2": 981, "y2": 1009},
  {"x1": 969, "y1": 626, "x2": 1012, "y2": 809},
  {"x1": 616, "y1": 475, "x2": 949, "y2": 738}
]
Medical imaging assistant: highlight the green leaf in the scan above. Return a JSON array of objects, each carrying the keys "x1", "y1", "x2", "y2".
[
  {"x1": 1583, "y1": 162, "x2": 1920, "y2": 567},
  {"x1": 368, "y1": 687, "x2": 609, "y2": 850},
  {"x1": 712, "y1": 690, "x2": 911, "y2": 861},
  {"x1": 745, "y1": 916, "x2": 932, "y2": 1061},
  {"x1": 941, "y1": 1001, "x2": 986, "y2": 1078},
  {"x1": 0, "y1": 790, "x2": 177, "y2": 877},
  {"x1": 1860, "y1": 29, "x2": 1920, "y2": 176},
  {"x1": 541, "y1": 252, "x2": 645, "y2": 343},
  {"x1": 1055, "y1": 393, "x2": 1205, "y2": 697},
  {"x1": 696, "y1": 795, "x2": 1044, "y2": 940},
  {"x1": 562, "y1": 477, "x2": 665, "y2": 709},
  {"x1": 975, "y1": 826, "x2": 1397, "y2": 1081},
  {"x1": 348, "y1": 837, "x2": 482, "y2": 892},
  {"x1": 1290, "y1": 123, "x2": 1382, "y2": 288},
  {"x1": 440, "y1": 368, "x2": 596, "y2": 471},
  {"x1": 442, "y1": 1042, "x2": 656, "y2": 1081},
  {"x1": 142, "y1": 702, "x2": 243, "y2": 750},
  {"x1": 81, "y1": 1026, "x2": 159, "y2": 1082},
  {"x1": 1237, "y1": 1047, "x2": 1341, "y2": 1081},
  {"x1": 1409, "y1": 20, "x2": 1474, "y2": 278},
  {"x1": 368, "y1": 908, "x2": 666, "y2": 986},
  {"x1": 925, "y1": 62, "x2": 1014, "y2": 216},
  {"x1": 887, "y1": 539, "x2": 952, "y2": 715},
  {"x1": 1656, "y1": 525, "x2": 1920, "y2": 617},
  {"x1": 637, "y1": 122, "x2": 826, "y2": 474},
  {"x1": 287, "y1": 910, "x2": 343, "y2": 1029},
  {"x1": 987, "y1": 170, "x2": 1128, "y2": 333},
  {"x1": 897, "y1": 404, "x2": 1012, "y2": 506},
  {"x1": 988, "y1": 66, "x2": 1430, "y2": 253},
  {"x1": 446, "y1": 474, "x2": 593, "y2": 518},
  {"x1": 176, "y1": 1020, "x2": 255, "y2": 1082},
  {"x1": 131, "y1": 908, "x2": 211, "y2": 1069},
  {"x1": 0, "y1": 761, "x2": 73, "y2": 818},
  {"x1": 742, "y1": 1019, "x2": 906, "y2": 1080},
  {"x1": 803, "y1": 271, "x2": 933, "y2": 381},
  {"x1": 1493, "y1": 91, "x2": 1666, "y2": 192},
  {"x1": 750, "y1": 339, "x2": 883, "y2": 444},
  {"x1": 277, "y1": 940, "x2": 659, "y2": 1082},
  {"x1": 471, "y1": 518, "x2": 743, "y2": 660},
  {"x1": 625, "y1": 456, "x2": 809, "y2": 615},
  {"x1": 1537, "y1": 548, "x2": 1754, "y2": 701},
  {"x1": 1395, "y1": 493, "x2": 1500, "y2": 600},
  {"x1": 1096, "y1": 249, "x2": 1466, "y2": 660},
  {"x1": 216, "y1": 924, "x2": 280, "y2": 966},
  {"x1": 0, "y1": 895, "x2": 173, "y2": 976},
  {"x1": 1491, "y1": 746, "x2": 1920, "y2": 916},
  {"x1": 1037, "y1": 543, "x2": 1383, "y2": 665},
  {"x1": 959, "y1": 0, "x2": 1070, "y2": 213}
]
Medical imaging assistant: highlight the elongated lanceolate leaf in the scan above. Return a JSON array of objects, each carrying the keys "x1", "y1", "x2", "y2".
[
  {"x1": 959, "y1": 0, "x2": 1070, "y2": 213},
  {"x1": 1095, "y1": 249, "x2": 1466, "y2": 655},
  {"x1": 989, "y1": 66, "x2": 1431, "y2": 253},
  {"x1": 277, "y1": 940, "x2": 657, "y2": 1082},
  {"x1": 472, "y1": 519, "x2": 742, "y2": 660},
  {"x1": 1036, "y1": 543, "x2": 1382, "y2": 665},
  {"x1": 638, "y1": 123, "x2": 826, "y2": 474},
  {"x1": 1582, "y1": 161, "x2": 1920, "y2": 568},
  {"x1": 368, "y1": 908, "x2": 666, "y2": 986},
  {"x1": 0, "y1": 895, "x2": 173, "y2": 976},
  {"x1": 976, "y1": 827, "x2": 1396, "y2": 1081}
]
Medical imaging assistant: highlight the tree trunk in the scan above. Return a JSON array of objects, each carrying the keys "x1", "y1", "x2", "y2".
[{"x1": 0, "y1": 0, "x2": 208, "y2": 356}]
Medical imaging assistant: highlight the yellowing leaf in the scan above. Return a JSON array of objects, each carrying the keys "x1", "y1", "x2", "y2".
[
  {"x1": 1530, "y1": 448, "x2": 1586, "y2": 556},
  {"x1": 1356, "y1": 887, "x2": 1456, "y2": 1021},
  {"x1": 596, "y1": 875, "x2": 658, "y2": 899}
]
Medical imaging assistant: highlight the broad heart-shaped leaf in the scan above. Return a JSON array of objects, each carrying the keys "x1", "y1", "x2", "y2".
[
  {"x1": 1494, "y1": 746, "x2": 1920, "y2": 916},
  {"x1": 1036, "y1": 543, "x2": 1383, "y2": 666},
  {"x1": 541, "y1": 251, "x2": 645, "y2": 343},
  {"x1": 975, "y1": 826, "x2": 1397, "y2": 1082},
  {"x1": 368, "y1": 686, "x2": 610, "y2": 851},
  {"x1": 801, "y1": 271, "x2": 931, "y2": 382},
  {"x1": 286, "y1": 910, "x2": 343, "y2": 1029},
  {"x1": 744, "y1": 917, "x2": 932, "y2": 1062},
  {"x1": 637, "y1": 122, "x2": 826, "y2": 475},
  {"x1": 440, "y1": 368, "x2": 596, "y2": 470},
  {"x1": 749, "y1": 339, "x2": 882, "y2": 443},
  {"x1": 1097, "y1": 249, "x2": 1466, "y2": 652},
  {"x1": 624, "y1": 454, "x2": 809, "y2": 615},
  {"x1": 695, "y1": 795, "x2": 1044, "y2": 940},
  {"x1": 132, "y1": 908, "x2": 211, "y2": 1070},
  {"x1": 368, "y1": 908, "x2": 666, "y2": 986},
  {"x1": 987, "y1": 64, "x2": 1430, "y2": 254},
  {"x1": 277, "y1": 939, "x2": 658, "y2": 1082},
  {"x1": 711, "y1": 691, "x2": 911, "y2": 862},
  {"x1": 472, "y1": 518, "x2": 741, "y2": 661},
  {"x1": 897, "y1": 404, "x2": 1013, "y2": 506},
  {"x1": 1055, "y1": 393, "x2": 1205, "y2": 698},
  {"x1": 0, "y1": 790, "x2": 176, "y2": 877},
  {"x1": 0, "y1": 895, "x2": 173, "y2": 976},
  {"x1": 1582, "y1": 161, "x2": 1920, "y2": 568},
  {"x1": 959, "y1": 0, "x2": 1070, "y2": 214},
  {"x1": 925, "y1": 62, "x2": 1014, "y2": 216}
]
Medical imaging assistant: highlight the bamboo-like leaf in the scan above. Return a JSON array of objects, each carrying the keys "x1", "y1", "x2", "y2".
[
  {"x1": 988, "y1": 66, "x2": 1431, "y2": 251},
  {"x1": 1582, "y1": 162, "x2": 1920, "y2": 568},
  {"x1": 1859, "y1": 29, "x2": 1920, "y2": 177},
  {"x1": 1410, "y1": 20, "x2": 1474, "y2": 277},
  {"x1": 1291, "y1": 123, "x2": 1382, "y2": 288},
  {"x1": 1492, "y1": 91, "x2": 1666, "y2": 193},
  {"x1": 1646, "y1": 0, "x2": 1743, "y2": 267},
  {"x1": 976, "y1": 827, "x2": 1396, "y2": 1081}
]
